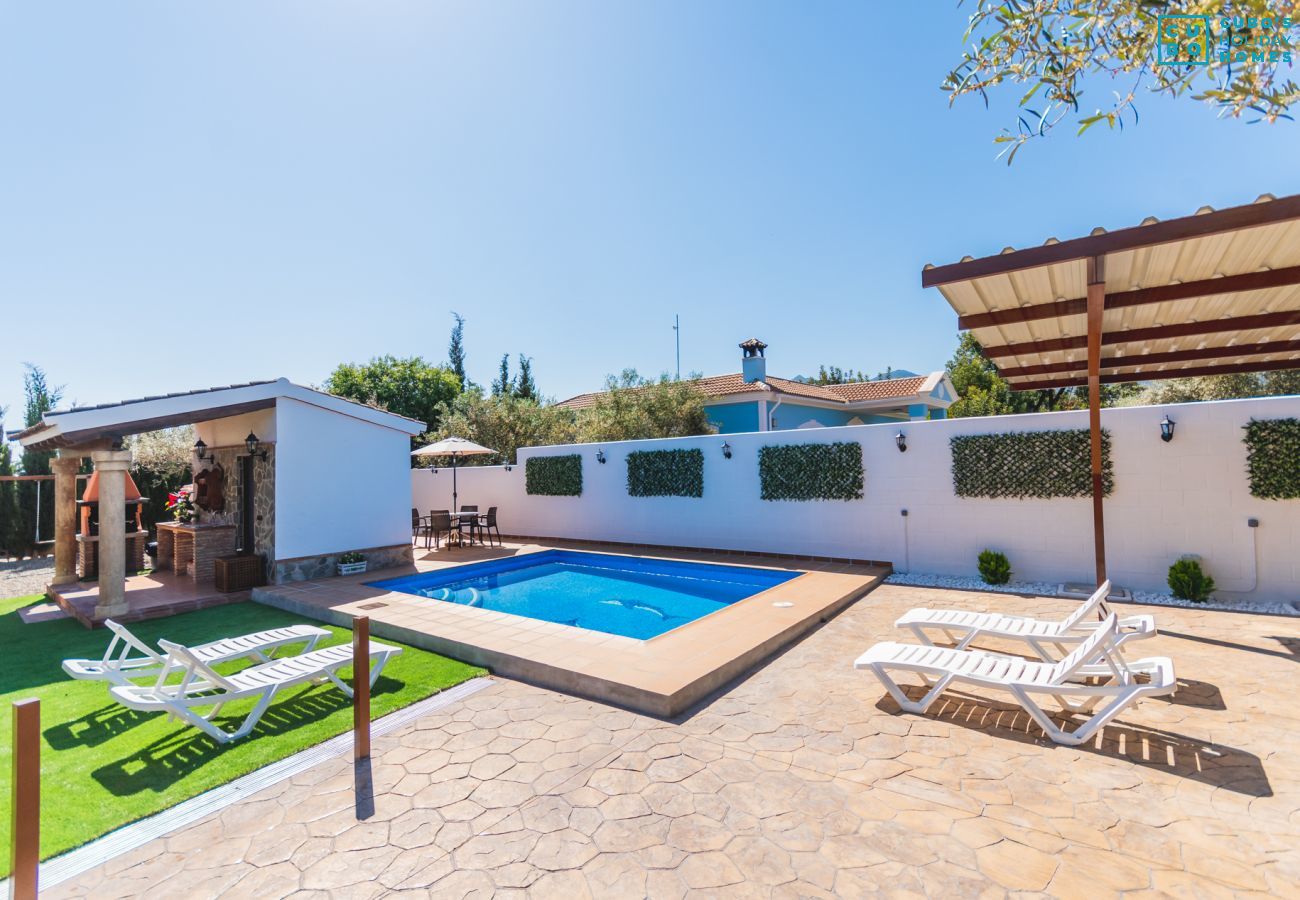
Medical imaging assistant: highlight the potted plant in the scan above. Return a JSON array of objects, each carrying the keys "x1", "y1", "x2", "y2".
[
  {"x1": 165, "y1": 488, "x2": 196, "y2": 524},
  {"x1": 337, "y1": 551, "x2": 367, "y2": 576}
]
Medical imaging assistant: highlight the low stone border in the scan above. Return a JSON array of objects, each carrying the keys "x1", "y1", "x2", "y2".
[{"x1": 0, "y1": 676, "x2": 492, "y2": 892}]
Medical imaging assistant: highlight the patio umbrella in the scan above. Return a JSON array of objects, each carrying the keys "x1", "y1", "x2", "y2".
[{"x1": 410, "y1": 437, "x2": 497, "y2": 512}]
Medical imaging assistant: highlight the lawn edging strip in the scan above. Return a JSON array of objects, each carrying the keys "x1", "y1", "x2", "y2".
[{"x1": 3, "y1": 676, "x2": 492, "y2": 892}]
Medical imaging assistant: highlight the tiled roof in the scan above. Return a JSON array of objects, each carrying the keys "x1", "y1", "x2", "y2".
[
  {"x1": 555, "y1": 373, "x2": 929, "y2": 409},
  {"x1": 820, "y1": 376, "x2": 927, "y2": 401}
]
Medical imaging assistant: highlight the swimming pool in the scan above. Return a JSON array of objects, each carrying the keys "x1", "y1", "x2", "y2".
[{"x1": 369, "y1": 550, "x2": 801, "y2": 640}]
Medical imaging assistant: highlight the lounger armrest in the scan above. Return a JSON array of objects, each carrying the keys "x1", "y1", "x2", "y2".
[
  {"x1": 1141, "y1": 657, "x2": 1177, "y2": 693},
  {"x1": 1117, "y1": 614, "x2": 1156, "y2": 635}
]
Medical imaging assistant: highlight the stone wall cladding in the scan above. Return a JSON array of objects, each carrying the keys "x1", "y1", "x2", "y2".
[
  {"x1": 193, "y1": 445, "x2": 276, "y2": 580},
  {"x1": 252, "y1": 447, "x2": 275, "y2": 580},
  {"x1": 273, "y1": 543, "x2": 413, "y2": 584}
]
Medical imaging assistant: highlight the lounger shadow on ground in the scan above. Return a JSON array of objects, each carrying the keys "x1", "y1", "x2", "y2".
[
  {"x1": 874, "y1": 687, "x2": 1272, "y2": 798},
  {"x1": 90, "y1": 675, "x2": 404, "y2": 796},
  {"x1": 44, "y1": 703, "x2": 156, "y2": 749}
]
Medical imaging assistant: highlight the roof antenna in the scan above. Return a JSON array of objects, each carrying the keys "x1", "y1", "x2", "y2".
[{"x1": 673, "y1": 314, "x2": 681, "y2": 380}]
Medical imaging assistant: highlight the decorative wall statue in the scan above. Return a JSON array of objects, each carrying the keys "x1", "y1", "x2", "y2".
[{"x1": 194, "y1": 464, "x2": 226, "y2": 512}]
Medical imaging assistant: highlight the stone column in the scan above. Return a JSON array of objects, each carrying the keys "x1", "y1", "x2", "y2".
[
  {"x1": 90, "y1": 448, "x2": 132, "y2": 619},
  {"x1": 49, "y1": 455, "x2": 81, "y2": 587}
]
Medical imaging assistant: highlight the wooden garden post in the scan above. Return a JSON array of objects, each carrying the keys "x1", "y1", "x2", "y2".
[
  {"x1": 10, "y1": 698, "x2": 40, "y2": 900},
  {"x1": 353, "y1": 617, "x2": 370, "y2": 760}
]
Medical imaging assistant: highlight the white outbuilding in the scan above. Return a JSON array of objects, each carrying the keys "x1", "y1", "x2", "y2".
[{"x1": 12, "y1": 378, "x2": 424, "y2": 624}]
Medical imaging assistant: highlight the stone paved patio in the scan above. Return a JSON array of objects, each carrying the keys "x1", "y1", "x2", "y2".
[{"x1": 52, "y1": 584, "x2": 1300, "y2": 898}]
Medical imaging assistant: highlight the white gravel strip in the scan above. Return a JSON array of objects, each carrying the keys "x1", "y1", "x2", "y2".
[
  {"x1": 885, "y1": 571, "x2": 1061, "y2": 597},
  {"x1": 886, "y1": 572, "x2": 1299, "y2": 617}
]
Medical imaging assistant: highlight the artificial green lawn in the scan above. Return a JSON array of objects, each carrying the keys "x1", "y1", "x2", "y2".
[{"x1": 0, "y1": 593, "x2": 484, "y2": 874}]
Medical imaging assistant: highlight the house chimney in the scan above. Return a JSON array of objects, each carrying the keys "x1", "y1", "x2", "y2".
[{"x1": 740, "y1": 338, "x2": 767, "y2": 383}]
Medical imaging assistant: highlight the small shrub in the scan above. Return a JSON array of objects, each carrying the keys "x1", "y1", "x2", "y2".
[
  {"x1": 977, "y1": 549, "x2": 1012, "y2": 585},
  {"x1": 338, "y1": 551, "x2": 365, "y2": 565},
  {"x1": 1168, "y1": 559, "x2": 1215, "y2": 603}
]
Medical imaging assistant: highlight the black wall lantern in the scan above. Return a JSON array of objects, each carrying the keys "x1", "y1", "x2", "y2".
[
  {"x1": 193, "y1": 438, "x2": 215, "y2": 464},
  {"x1": 595, "y1": 449, "x2": 606, "y2": 464},
  {"x1": 895, "y1": 432, "x2": 907, "y2": 453},
  {"x1": 244, "y1": 432, "x2": 269, "y2": 460},
  {"x1": 1160, "y1": 415, "x2": 1176, "y2": 443},
  {"x1": 721, "y1": 441, "x2": 732, "y2": 459}
]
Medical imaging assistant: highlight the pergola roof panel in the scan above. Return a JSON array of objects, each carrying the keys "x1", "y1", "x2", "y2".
[{"x1": 927, "y1": 193, "x2": 1300, "y2": 388}]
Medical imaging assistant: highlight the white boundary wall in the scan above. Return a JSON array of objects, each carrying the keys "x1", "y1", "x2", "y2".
[{"x1": 412, "y1": 396, "x2": 1300, "y2": 603}]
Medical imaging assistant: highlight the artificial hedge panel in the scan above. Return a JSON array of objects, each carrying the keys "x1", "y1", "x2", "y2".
[
  {"x1": 626, "y1": 448, "x2": 704, "y2": 498},
  {"x1": 1244, "y1": 418, "x2": 1300, "y2": 499},
  {"x1": 758, "y1": 442, "x2": 864, "y2": 502},
  {"x1": 950, "y1": 428, "x2": 1113, "y2": 499},
  {"x1": 525, "y1": 454, "x2": 583, "y2": 496}
]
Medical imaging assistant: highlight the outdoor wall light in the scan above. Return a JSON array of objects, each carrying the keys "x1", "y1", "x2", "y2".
[
  {"x1": 1160, "y1": 415, "x2": 1176, "y2": 443},
  {"x1": 193, "y1": 439, "x2": 215, "y2": 464},
  {"x1": 596, "y1": 449, "x2": 606, "y2": 464},
  {"x1": 721, "y1": 441, "x2": 732, "y2": 459},
  {"x1": 244, "y1": 432, "x2": 269, "y2": 461},
  {"x1": 895, "y1": 432, "x2": 907, "y2": 453}
]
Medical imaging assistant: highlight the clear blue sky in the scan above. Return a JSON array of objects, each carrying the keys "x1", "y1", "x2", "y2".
[{"x1": 2, "y1": 2, "x2": 1296, "y2": 429}]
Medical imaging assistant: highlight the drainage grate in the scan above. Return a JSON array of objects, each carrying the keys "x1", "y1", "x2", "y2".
[
  {"x1": 1058, "y1": 583, "x2": 1133, "y2": 602},
  {"x1": 358, "y1": 602, "x2": 388, "y2": 610}
]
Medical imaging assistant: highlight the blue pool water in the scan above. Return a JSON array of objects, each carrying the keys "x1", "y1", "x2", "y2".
[{"x1": 369, "y1": 550, "x2": 800, "y2": 640}]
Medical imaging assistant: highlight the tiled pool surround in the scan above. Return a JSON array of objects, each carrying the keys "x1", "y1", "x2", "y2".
[{"x1": 254, "y1": 542, "x2": 887, "y2": 716}]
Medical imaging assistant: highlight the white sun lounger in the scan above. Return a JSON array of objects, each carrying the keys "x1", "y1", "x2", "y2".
[
  {"x1": 62, "y1": 618, "x2": 331, "y2": 686},
  {"x1": 108, "y1": 638, "x2": 403, "y2": 744},
  {"x1": 893, "y1": 580, "x2": 1156, "y2": 662},
  {"x1": 855, "y1": 614, "x2": 1175, "y2": 746}
]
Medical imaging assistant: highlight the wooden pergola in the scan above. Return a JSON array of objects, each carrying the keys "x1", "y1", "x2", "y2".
[{"x1": 922, "y1": 192, "x2": 1300, "y2": 586}]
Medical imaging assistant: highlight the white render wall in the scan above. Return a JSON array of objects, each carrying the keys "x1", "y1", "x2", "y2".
[
  {"x1": 412, "y1": 396, "x2": 1300, "y2": 603},
  {"x1": 194, "y1": 409, "x2": 276, "y2": 448},
  {"x1": 275, "y1": 396, "x2": 413, "y2": 559}
]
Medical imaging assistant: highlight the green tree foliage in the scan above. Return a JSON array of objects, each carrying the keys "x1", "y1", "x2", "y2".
[
  {"x1": 1136, "y1": 370, "x2": 1300, "y2": 405},
  {"x1": 492, "y1": 354, "x2": 512, "y2": 397},
  {"x1": 515, "y1": 355, "x2": 537, "y2": 401},
  {"x1": 16, "y1": 364, "x2": 63, "y2": 555},
  {"x1": 425, "y1": 370, "x2": 714, "y2": 465},
  {"x1": 577, "y1": 371, "x2": 717, "y2": 443},
  {"x1": 447, "y1": 312, "x2": 467, "y2": 388},
  {"x1": 324, "y1": 355, "x2": 461, "y2": 438},
  {"x1": 428, "y1": 390, "x2": 577, "y2": 466},
  {"x1": 802, "y1": 365, "x2": 871, "y2": 386},
  {"x1": 946, "y1": 1, "x2": 1299, "y2": 163},
  {"x1": 0, "y1": 411, "x2": 19, "y2": 559},
  {"x1": 944, "y1": 333, "x2": 1137, "y2": 417},
  {"x1": 126, "y1": 426, "x2": 196, "y2": 530}
]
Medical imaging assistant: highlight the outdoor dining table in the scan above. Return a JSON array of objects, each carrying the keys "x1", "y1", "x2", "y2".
[{"x1": 420, "y1": 511, "x2": 487, "y2": 549}]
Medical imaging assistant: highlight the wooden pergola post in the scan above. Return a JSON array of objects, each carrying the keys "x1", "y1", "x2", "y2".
[{"x1": 1086, "y1": 255, "x2": 1107, "y2": 586}]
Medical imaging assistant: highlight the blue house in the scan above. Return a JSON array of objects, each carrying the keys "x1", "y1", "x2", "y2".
[{"x1": 558, "y1": 339, "x2": 954, "y2": 433}]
